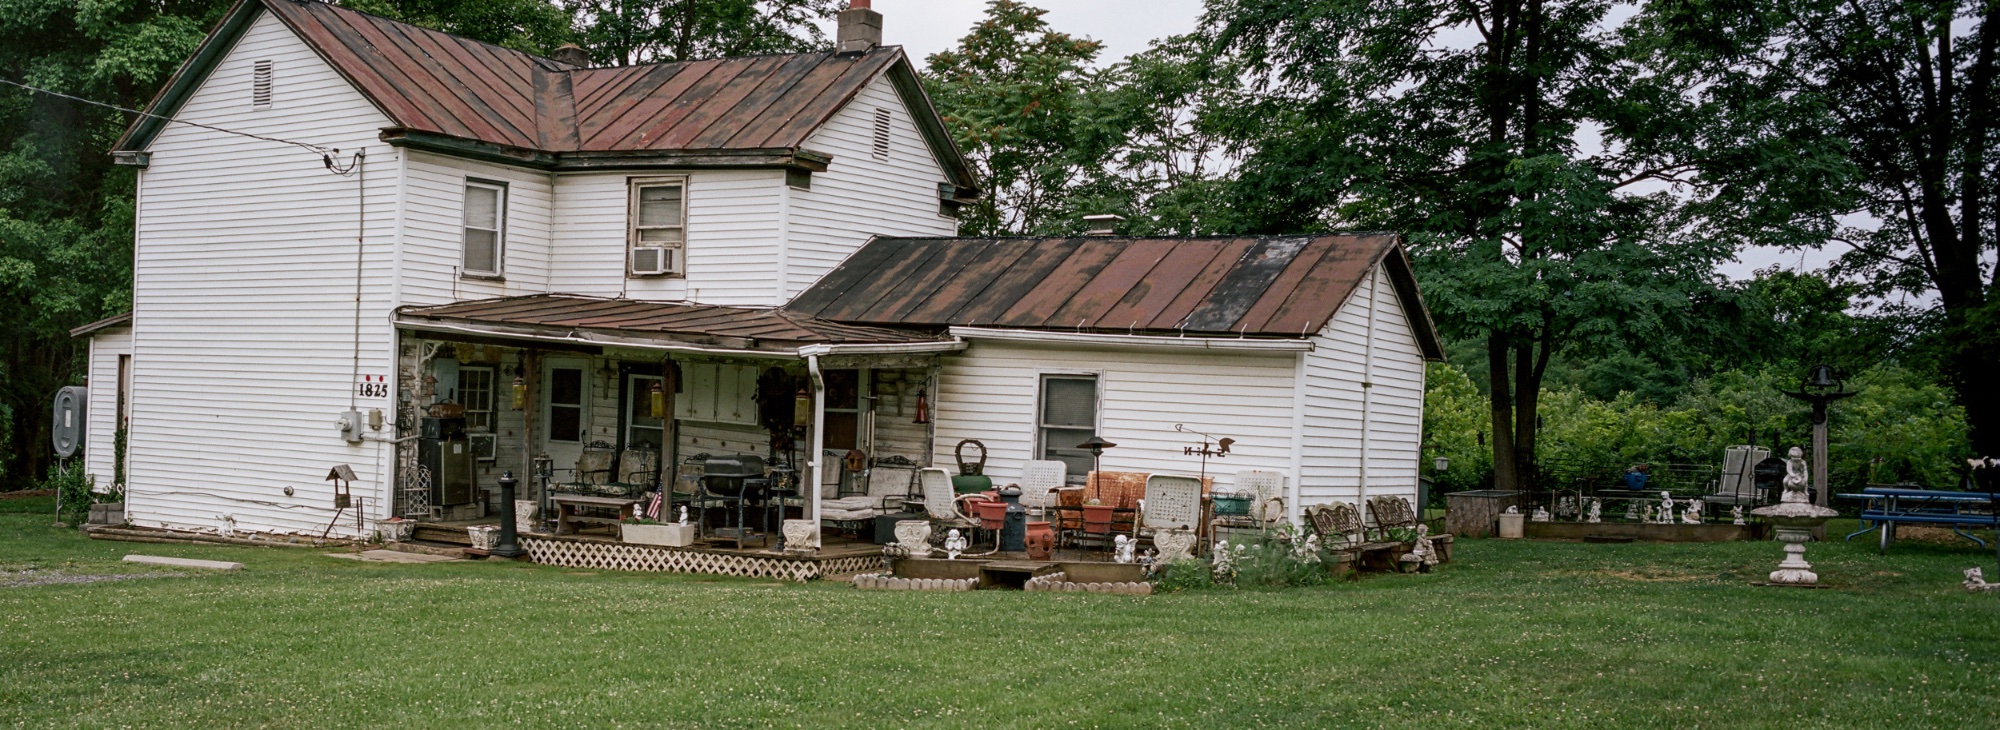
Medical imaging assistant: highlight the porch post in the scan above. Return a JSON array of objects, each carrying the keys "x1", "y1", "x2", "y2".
[{"x1": 807, "y1": 353, "x2": 826, "y2": 547}]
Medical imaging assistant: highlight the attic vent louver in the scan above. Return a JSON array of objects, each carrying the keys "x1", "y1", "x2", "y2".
[
  {"x1": 252, "y1": 60, "x2": 273, "y2": 108},
  {"x1": 871, "y1": 107, "x2": 892, "y2": 160}
]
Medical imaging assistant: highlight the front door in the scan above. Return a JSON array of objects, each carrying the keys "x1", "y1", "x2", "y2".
[{"x1": 542, "y1": 358, "x2": 588, "y2": 474}]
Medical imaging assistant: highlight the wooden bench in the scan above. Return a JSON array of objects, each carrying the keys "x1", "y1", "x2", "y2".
[{"x1": 551, "y1": 494, "x2": 640, "y2": 536}]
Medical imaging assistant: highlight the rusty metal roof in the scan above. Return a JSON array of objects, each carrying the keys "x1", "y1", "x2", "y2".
[
  {"x1": 786, "y1": 235, "x2": 1445, "y2": 357},
  {"x1": 398, "y1": 295, "x2": 945, "y2": 352},
  {"x1": 69, "y1": 312, "x2": 132, "y2": 339},
  {"x1": 117, "y1": 0, "x2": 977, "y2": 192}
]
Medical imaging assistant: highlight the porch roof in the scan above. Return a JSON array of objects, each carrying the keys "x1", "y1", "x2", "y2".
[{"x1": 395, "y1": 294, "x2": 951, "y2": 355}]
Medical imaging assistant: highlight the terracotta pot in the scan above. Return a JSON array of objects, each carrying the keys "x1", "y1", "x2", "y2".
[
  {"x1": 1082, "y1": 504, "x2": 1116, "y2": 534},
  {"x1": 1024, "y1": 521, "x2": 1054, "y2": 560},
  {"x1": 974, "y1": 500, "x2": 1007, "y2": 530}
]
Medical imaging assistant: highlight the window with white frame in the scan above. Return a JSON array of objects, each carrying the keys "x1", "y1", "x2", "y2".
[
  {"x1": 628, "y1": 178, "x2": 686, "y2": 277},
  {"x1": 462, "y1": 181, "x2": 505, "y2": 276},
  {"x1": 1038, "y1": 374, "x2": 1099, "y2": 482},
  {"x1": 459, "y1": 366, "x2": 495, "y2": 432}
]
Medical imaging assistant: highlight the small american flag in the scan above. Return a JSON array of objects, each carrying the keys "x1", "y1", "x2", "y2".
[{"x1": 643, "y1": 491, "x2": 663, "y2": 520}]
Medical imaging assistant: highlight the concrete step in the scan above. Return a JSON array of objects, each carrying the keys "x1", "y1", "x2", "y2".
[
  {"x1": 411, "y1": 524, "x2": 473, "y2": 546},
  {"x1": 383, "y1": 540, "x2": 469, "y2": 559}
]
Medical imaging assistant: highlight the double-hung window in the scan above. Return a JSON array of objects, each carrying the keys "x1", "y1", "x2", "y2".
[
  {"x1": 1038, "y1": 375, "x2": 1099, "y2": 482},
  {"x1": 462, "y1": 180, "x2": 505, "y2": 277},
  {"x1": 628, "y1": 177, "x2": 686, "y2": 277},
  {"x1": 458, "y1": 367, "x2": 495, "y2": 432}
]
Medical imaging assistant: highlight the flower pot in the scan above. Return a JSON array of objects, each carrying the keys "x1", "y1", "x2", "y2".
[
  {"x1": 466, "y1": 525, "x2": 500, "y2": 550},
  {"x1": 974, "y1": 500, "x2": 1007, "y2": 530},
  {"x1": 376, "y1": 518, "x2": 413, "y2": 542},
  {"x1": 1212, "y1": 494, "x2": 1252, "y2": 517},
  {"x1": 1082, "y1": 504, "x2": 1116, "y2": 535},
  {"x1": 622, "y1": 522, "x2": 696, "y2": 547},
  {"x1": 1496, "y1": 513, "x2": 1525, "y2": 539},
  {"x1": 1024, "y1": 521, "x2": 1054, "y2": 560},
  {"x1": 514, "y1": 500, "x2": 540, "y2": 534}
]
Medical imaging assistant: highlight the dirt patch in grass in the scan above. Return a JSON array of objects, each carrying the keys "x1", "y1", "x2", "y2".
[
  {"x1": 1550, "y1": 568, "x2": 1706, "y2": 583},
  {"x1": 0, "y1": 490, "x2": 54, "y2": 500},
  {"x1": 1, "y1": 569, "x2": 182, "y2": 589},
  {"x1": 1894, "y1": 525, "x2": 1992, "y2": 546}
]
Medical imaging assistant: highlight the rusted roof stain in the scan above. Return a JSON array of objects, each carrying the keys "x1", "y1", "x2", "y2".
[{"x1": 787, "y1": 235, "x2": 1446, "y2": 357}]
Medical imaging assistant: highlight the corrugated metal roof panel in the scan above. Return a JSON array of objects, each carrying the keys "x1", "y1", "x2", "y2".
[
  {"x1": 399, "y1": 295, "x2": 945, "y2": 350},
  {"x1": 263, "y1": 0, "x2": 904, "y2": 155},
  {"x1": 786, "y1": 235, "x2": 1445, "y2": 357}
]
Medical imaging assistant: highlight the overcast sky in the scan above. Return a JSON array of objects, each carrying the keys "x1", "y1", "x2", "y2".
[{"x1": 830, "y1": 0, "x2": 1843, "y2": 282}]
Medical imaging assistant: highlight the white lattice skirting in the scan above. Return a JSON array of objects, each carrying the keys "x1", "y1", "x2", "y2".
[{"x1": 521, "y1": 537, "x2": 884, "y2": 582}]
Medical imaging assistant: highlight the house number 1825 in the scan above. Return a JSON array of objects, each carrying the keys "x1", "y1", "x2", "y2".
[{"x1": 355, "y1": 375, "x2": 389, "y2": 399}]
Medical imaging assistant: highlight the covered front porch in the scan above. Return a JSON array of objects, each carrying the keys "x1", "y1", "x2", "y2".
[{"x1": 390, "y1": 294, "x2": 962, "y2": 553}]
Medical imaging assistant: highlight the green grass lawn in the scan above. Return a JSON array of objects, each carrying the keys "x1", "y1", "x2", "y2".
[{"x1": 3, "y1": 495, "x2": 1997, "y2": 729}]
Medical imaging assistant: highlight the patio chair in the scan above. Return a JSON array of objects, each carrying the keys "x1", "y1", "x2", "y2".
[
  {"x1": 1306, "y1": 501, "x2": 1399, "y2": 570},
  {"x1": 1707, "y1": 446, "x2": 1769, "y2": 510},
  {"x1": 1018, "y1": 460, "x2": 1067, "y2": 517},
  {"x1": 1366, "y1": 495, "x2": 1453, "y2": 562},
  {"x1": 1136, "y1": 474, "x2": 1204, "y2": 559},
  {"x1": 604, "y1": 447, "x2": 660, "y2": 499},
  {"x1": 918, "y1": 467, "x2": 994, "y2": 555}
]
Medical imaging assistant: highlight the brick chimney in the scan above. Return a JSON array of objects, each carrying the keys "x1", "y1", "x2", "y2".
[
  {"x1": 551, "y1": 43, "x2": 591, "y2": 67},
  {"x1": 837, "y1": 0, "x2": 883, "y2": 55}
]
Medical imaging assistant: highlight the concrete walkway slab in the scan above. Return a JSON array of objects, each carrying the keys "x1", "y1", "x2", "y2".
[
  {"x1": 324, "y1": 550, "x2": 460, "y2": 563},
  {"x1": 123, "y1": 555, "x2": 243, "y2": 570}
]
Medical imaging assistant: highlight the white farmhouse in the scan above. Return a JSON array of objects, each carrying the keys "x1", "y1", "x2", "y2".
[{"x1": 74, "y1": 0, "x2": 1444, "y2": 550}]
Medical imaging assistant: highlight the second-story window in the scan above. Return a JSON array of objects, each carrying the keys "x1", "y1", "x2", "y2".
[
  {"x1": 628, "y1": 177, "x2": 686, "y2": 277},
  {"x1": 462, "y1": 180, "x2": 505, "y2": 277}
]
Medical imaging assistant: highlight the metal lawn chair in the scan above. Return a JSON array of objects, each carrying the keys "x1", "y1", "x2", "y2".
[
  {"x1": 918, "y1": 467, "x2": 994, "y2": 555},
  {"x1": 1018, "y1": 460, "x2": 1067, "y2": 517},
  {"x1": 1234, "y1": 469, "x2": 1288, "y2": 526},
  {"x1": 1136, "y1": 474, "x2": 1203, "y2": 560}
]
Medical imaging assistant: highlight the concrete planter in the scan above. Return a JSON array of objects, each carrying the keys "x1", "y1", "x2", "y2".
[
  {"x1": 621, "y1": 523, "x2": 696, "y2": 547},
  {"x1": 1496, "y1": 513, "x2": 1526, "y2": 539}
]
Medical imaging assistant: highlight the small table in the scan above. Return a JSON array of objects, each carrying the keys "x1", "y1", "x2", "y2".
[{"x1": 551, "y1": 494, "x2": 639, "y2": 536}]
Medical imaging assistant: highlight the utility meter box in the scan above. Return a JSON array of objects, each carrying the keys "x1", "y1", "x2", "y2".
[{"x1": 337, "y1": 410, "x2": 364, "y2": 444}]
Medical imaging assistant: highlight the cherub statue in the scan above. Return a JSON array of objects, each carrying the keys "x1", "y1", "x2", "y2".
[
  {"x1": 1400, "y1": 524, "x2": 1439, "y2": 572},
  {"x1": 1585, "y1": 498, "x2": 1602, "y2": 524},
  {"x1": 1113, "y1": 534, "x2": 1136, "y2": 564},
  {"x1": 943, "y1": 529, "x2": 967, "y2": 560},
  {"x1": 677, "y1": 506, "x2": 690, "y2": 527},
  {"x1": 1658, "y1": 491, "x2": 1675, "y2": 524},
  {"x1": 1782, "y1": 446, "x2": 1810, "y2": 502},
  {"x1": 1531, "y1": 506, "x2": 1552, "y2": 523},
  {"x1": 1681, "y1": 498, "x2": 1704, "y2": 524},
  {"x1": 1731, "y1": 505, "x2": 1745, "y2": 526},
  {"x1": 1641, "y1": 503, "x2": 1654, "y2": 523},
  {"x1": 1212, "y1": 541, "x2": 1237, "y2": 580},
  {"x1": 1623, "y1": 501, "x2": 1639, "y2": 522}
]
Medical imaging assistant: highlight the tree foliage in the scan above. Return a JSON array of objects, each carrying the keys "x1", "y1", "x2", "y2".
[{"x1": 565, "y1": 0, "x2": 837, "y2": 66}]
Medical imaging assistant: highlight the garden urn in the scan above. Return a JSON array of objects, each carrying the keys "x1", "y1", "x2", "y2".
[{"x1": 1024, "y1": 520, "x2": 1054, "y2": 560}]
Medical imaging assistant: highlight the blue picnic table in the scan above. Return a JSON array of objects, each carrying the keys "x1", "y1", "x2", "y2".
[{"x1": 1838, "y1": 486, "x2": 2000, "y2": 553}]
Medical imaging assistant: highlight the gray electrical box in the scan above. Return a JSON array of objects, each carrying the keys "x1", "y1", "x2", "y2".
[{"x1": 51, "y1": 386, "x2": 87, "y2": 458}]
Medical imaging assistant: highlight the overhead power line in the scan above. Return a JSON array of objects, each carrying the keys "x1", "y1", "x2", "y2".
[{"x1": 0, "y1": 77, "x2": 362, "y2": 173}]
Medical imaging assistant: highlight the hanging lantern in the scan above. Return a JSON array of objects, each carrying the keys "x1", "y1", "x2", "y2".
[
  {"x1": 794, "y1": 386, "x2": 811, "y2": 427},
  {"x1": 912, "y1": 387, "x2": 930, "y2": 425},
  {"x1": 511, "y1": 374, "x2": 527, "y2": 411},
  {"x1": 648, "y1": 379, "x2": 666, "y2": 419}
]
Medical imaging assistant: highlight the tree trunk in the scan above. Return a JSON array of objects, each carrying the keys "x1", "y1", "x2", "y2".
[
  {"x1": 1488, "y1": 333, "x2": 1518, "y2": 490},
  {"x1": 1513, "y1": 337, "x2": 1546, "y2": 488}
]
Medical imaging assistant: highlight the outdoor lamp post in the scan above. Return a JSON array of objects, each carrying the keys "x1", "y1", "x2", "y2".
[
  {"x1": 1078, "y1": 435, "x2": 1116, "y2": 480},
  {"x1": 492, "y1": 471, "x2": 524, "y2": 559},
  {"x1": 1434, "y1": 455, "x2": 1451, "y2": 473},
  {"x1": 1780, "y1": 363, "x2": 1855, "y2": 508}
]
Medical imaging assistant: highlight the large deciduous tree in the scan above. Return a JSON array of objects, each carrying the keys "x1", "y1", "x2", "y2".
[
  {"x1": 1640, "y1": 0, "x2": 2000, "y2": 457},
  {"x1": 564, "y1": 0, "x2": 837, "y2": 66},
  {"x1": 1202, "y1": 0, "x2": 1811, "y2": 489}
]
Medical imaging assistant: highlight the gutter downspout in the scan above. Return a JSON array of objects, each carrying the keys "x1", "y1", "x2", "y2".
[
  {"x1": 383, "y1": 148, "x2": 409, "y2": 521},
  {"x1": 1359, "y1": 267, "x2": 1380, "y2": 522},
  {"x1": 806, "y1": 353, "x2": 826, "y2": 548}
]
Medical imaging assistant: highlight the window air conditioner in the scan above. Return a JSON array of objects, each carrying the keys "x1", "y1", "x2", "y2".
[{"x1": 632, "y1": 246, "x2": 679, "y2": 275}]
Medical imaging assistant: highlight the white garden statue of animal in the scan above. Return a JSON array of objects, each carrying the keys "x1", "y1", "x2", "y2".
[
  {"x1": 1681, "y1": 498, "x2": 1703, "y2": 524},
  {"x1": 1732, "y1": 505, "x2": 1745, "y2": 526},
  {"x1": 1531, "y1": 506, "x2": 1552, "y2": 523}
]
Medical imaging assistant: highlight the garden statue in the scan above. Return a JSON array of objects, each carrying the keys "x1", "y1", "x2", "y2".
[
  {"x1": 1624, "y1": 501, "x2": 1639, "y2": 521},
  {"x1": 1681, "y1": 498, "x2": 1703, "y2": 524},
  {"x1": 1292, "y1": 530, "x2": 1322, "y2": 564},
  {"x1": 1531, "y1": 506, "x2": 1552, "y2": 522},
  {"x1": 1585, "y1": 498, "x2": 1602, "y2": 524},
  {"x1": 677, "y1": 506, "x2": 689, "y2": 527},
  {"x1": 1504, "y1": 505, "x2": 1519, "y2": 514},
  {"x1": 1658, "y1": 492, "x2": 1675, "y2": 524},
  {"x1": 1113, "y1": 535, "x2": 1136, "y2": 564},
  {"x1": 1212, "y1": 540, "x2": 1237, "y2": 580},
  {"x1": 1749, "y1": 447, "x2": 1840, "y2": 585},
  {"x1": 1965, "y1": 567, "x2": 1999, "y2": 592},
  {"x1": 893, "y1": 520, "x2": 932, "y2": 556},
  {"x1": 1400, "y1": 524, "x2": 1439, "y2": 573},
  {"x1": 943, "y1": 529, "x2": 967, "y2": 560},
  {"x1": 1641, "y1": 503, "x2": 1653, "y2": 523},
  {"x1": 1154, "y1": 527, "x2": 1198, "y2": 563},
  {"x1": 1556, "y1": 495, "x2": 1576, "y2": 519},
  {"x1": 1732, "y1": 505, "x2": 1745, "y2": 526}
]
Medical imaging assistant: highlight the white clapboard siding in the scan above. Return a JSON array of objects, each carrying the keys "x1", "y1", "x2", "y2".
[
  {"x1": 127, "y1": 9, "x2": 401, "y2": 537},
  {"x1": 549, "y1": 170, "x2": 785, "y2": 305},
  {"x1": 83, "y1": 327, "x2": 134, "y2": 489},
  {"x1": 788, "y1": 75, "x2": 959, "y2": 301},
  {"x1": 399, "y1": 152, "x2": 555, "y2": 306},
  {"x1": 1299, "y1": 264, "x2": 1429, "y2": 510},
  {"x1": 933, "y1": 341, "x2": 1299, "y2": 493}
]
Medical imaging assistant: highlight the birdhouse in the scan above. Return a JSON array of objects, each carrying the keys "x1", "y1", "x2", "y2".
[{"x1": 326, "y1": 465, "x2": 357, "y2": 509}]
